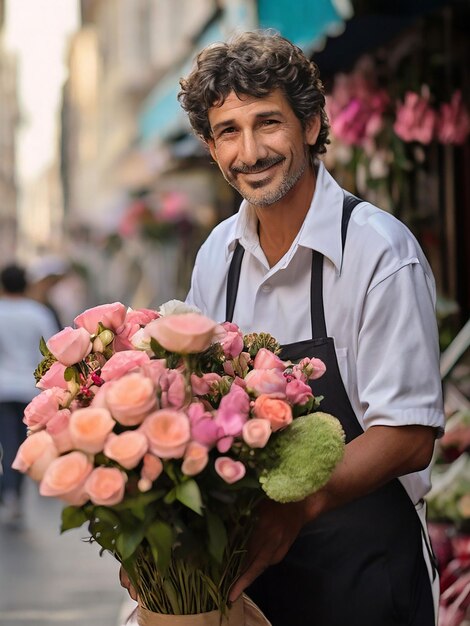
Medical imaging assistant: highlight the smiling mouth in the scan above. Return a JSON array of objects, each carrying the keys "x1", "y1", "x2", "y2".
[{"x1": 231, "y1": 157, "x2": 284, "y2": 177}]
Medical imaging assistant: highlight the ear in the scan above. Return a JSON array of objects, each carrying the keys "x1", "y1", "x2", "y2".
[
  {"x1": 207, "y1": 139, "x2": 217, "y2": 163},
  {"x1": 305, "y1": 115, "x2": 321, "y2": 146}
]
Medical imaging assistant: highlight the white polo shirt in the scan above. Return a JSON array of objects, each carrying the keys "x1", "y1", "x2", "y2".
[{"x1": 186, "y1": 162, "x2": 445, "y2": 504}]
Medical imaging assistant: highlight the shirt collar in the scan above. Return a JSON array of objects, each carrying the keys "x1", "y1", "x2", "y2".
[{"x1": 224, "y1": 162, "x2": 346, "y2": 273}]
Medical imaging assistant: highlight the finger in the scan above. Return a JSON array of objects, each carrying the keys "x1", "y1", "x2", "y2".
[
  {"x1": 119, "y1": 566, "x2": 138, "y2": 601},
  {"x1": 228, "y1": 560, "x2": 267, "y2": 602}
]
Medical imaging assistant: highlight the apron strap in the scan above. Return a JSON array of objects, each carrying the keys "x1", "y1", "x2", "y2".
[
  {"x1": 311, "y1": 192, "x2": 362, "y2": 339},
  {"x1": 226, "y1": 242, "x2": 245, "y2": 323}
]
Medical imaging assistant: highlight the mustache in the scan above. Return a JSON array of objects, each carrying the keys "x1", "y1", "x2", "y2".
[{"x1": 230, "y1": 156, "x2": 285, "y2": 175}]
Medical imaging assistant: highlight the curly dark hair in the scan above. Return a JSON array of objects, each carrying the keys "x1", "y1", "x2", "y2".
[{"x1": 178, "y1": 30, "x2": 330, "y2": 161}]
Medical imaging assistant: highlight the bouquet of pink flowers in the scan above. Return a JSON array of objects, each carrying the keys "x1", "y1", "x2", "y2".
[{"x1": 12, "y1": 300, "x2": 345, "y2": 619}]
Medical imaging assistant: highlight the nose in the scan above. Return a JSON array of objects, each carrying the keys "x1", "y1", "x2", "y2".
[{"x1": 238, "y1": 130, "x2": 267, "y2": 167}]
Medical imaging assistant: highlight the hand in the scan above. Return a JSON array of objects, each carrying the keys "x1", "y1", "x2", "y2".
[
  {"x1": 228, "y1": 498, "x2": 308, "y2": 602},
  {"x1": 119, "y1": 565, "x2": 138, "y2": 601}
]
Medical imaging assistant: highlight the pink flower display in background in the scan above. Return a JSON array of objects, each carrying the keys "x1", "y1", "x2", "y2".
[
  {"x1": 393, "y1": 90, "x2": 437, "y2": 144},
  {"x1": 326, "y1": 66, "x2": 389, "y2": 148},
  {"x1": 438, "y1": 90, "x2": 470, "y2": 145}
]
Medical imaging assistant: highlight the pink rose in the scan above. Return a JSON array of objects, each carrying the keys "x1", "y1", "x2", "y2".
[
  {"x1": 215, "y1": 384, "x2": 250, "y2": 437},
  {"x1": 144, "y1": 313, "x2": 217, "y2": 354},
  {"x1": 159, "y1": 369, "x2": 186, "y2": 409},
  {"x1": 188, "y1": 402, "x2": 221, "y2": 447},
  {"x1": 285, "y1": 379, "x2": 313, "y2": 406},
  {"x1": 138, "y1": 453, "x2": 164, "y2": 492},
  {"x1": 126, "y1": 308, "x2": 160, "y2": 326},
  {"x1": 242, "y1": 418, "x2": 272, "y2": 448},
  {"x1": 214, "y1": 457, "x2": 246, "y2": 484},
  {"x1": 244, "y1": 368, "x2": 287, "y2": 396},
  {"x1": 142, "y1": 409, "x2": 190, "y2": 458},
  {"x1": 218, "y1": 322, "x2": 244, "y2": 359},
  {"x1": 253, "y1": 348, "x2": 287, "y2": 371},
  {"x1": 36, "y1": 361, "x2": 68, "y2": 390},
  {"x1": 141, "y1": 359, "x2": 167, "y2": 386},
  {"x1": 292, "y1": 357, "x2": 326, "y2": 382},
  {"x1": 47, "y1": 327, "x2": 92, "y2": 366},
  {"x1": 100, "y1": 350, "x2": 151, "y2": 381},
  {"x1": 23, "y1": 387, "x2": 70, "y2": 430},
  {"x1": 39, "y1": 451, "x2": 93, "y2": 505},
  {"x1": 252, "y1": 394, "x2": 293, "y2": 432},
  {"x1": 181, "y1": 441, "x2": 209, "y2": 476},
  {"x1": 12, "y1": 431, "x2": 59, "y2": 481},
  {"x1": 104, "y1": 431, "x2": 148, "y2": 469},
  {"x1": 69, "y1": 407, "x2": 115, "y2": 453},
  {"x1": 85, "y1": 467, "x2": 126, "y2": 506},
  {"x1": 45, "y1": 409, "x2": 73, "y2": 453},
  {"x1": 223, "y1": 352, "x2": 251, "y2": 378},
  {"x1": 191, "y1": 372, "x2": 222, "y2": 396},
  {"x1": 74, "y1": 302, "x2": 128, "y2": 335},
  {"x1": 105, "y1": 372, "x2": 157, "y2": 426}
]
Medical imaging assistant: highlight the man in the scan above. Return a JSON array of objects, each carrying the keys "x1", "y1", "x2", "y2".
[
  {"x1": 177, "y1": 31, "x2": 444, "y2": 625},
  {"x1": 0, "y1": 263, "x2": 58, "y2": 526}
]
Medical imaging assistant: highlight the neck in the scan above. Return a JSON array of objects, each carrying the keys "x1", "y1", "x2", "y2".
[{"x1": 254, "y1": 165, "x2": 316, "y2": 267}]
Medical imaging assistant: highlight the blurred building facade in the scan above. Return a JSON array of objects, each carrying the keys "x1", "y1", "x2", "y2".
[{"x1": 0, "y1": 0, "x2": 19, "y2": 265}]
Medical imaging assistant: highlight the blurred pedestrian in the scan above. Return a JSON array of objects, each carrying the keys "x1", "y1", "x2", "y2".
[
  {"x1": 27, "y1": 254, "x2": 71, "y2": 330},
  {"x1": 0, "y1": 263, "x2": 58, "y2": 526}
]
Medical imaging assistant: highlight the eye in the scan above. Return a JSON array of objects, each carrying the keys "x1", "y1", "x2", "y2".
[
  {"x1": 261, "y1": 119, "x2": 279, "y2": 127},
  {"x1": 219, "y1": 126, "x2": 236, "y2": 136}
]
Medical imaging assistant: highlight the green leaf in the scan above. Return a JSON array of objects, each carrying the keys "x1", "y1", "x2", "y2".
[
  {"x1": 64, "y1": 366, "x2": 78, "y2": 382},
  {"x1": 116, "y1": 527, "x2": 145, "y2": 561},
  {"x1": 39, "y1": 336, "x2": 51, "y2": 357},
  {"x1": 206, "y1": 510, "x2": 227, "y2": 564},
  {"x1": 61, "y1": 506, "x2": 88, "y2": 532},
  {"x1": 145, "y1": 520, "x2": 174, "y2": 573},
  {"x1": 175, "y1": 480, "x2": 203, "y2": 515}
]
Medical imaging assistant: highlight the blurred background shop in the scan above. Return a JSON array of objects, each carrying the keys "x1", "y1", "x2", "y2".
[{"x1": 0, "y1": 1, "x2": 469, "y2": 624}]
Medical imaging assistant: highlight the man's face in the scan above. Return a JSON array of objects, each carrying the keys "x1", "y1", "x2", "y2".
[{"x1": 207, "y1": 89, "x2": 320, "y2": 208}]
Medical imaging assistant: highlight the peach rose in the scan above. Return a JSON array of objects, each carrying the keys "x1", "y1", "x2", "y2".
[
  {"x1": 23, "y1": 387, "x2": 70, "y2": 431},
  {"x1": 36, "y1": 361, "x2": 68, "y2": 390},
  {"x1": 69, "y1": 407, "x2": 115, "y2": 453},
  {"x1": 181, "y1": 442, "x2": 209, "y2": 476},
  {"x1": 45, "y1": 409, "x2": 73, "y2": 453},
  {"x1": 105, "y1": 372, "x2": 157, "y2": 426},
  {"x1": 12, "y1": 430, "x2": 59, "y2": 481},
  {"x1": 138, "y1": 453, "x2": 164, "y2": 492},
  {"x1": 242, "y1": 418, "x2": 272, "y2": 448},
  {"x1": 74, "y1": 302, "x2": 128, "y2": 335},
  {"x1": 144, "y1": 313, "x2": 217, "y2": 354},
  {"x1": 47, "y1": 327, "x2": 92, "y2": 366},
  {"x1": 85, "y1": 467, "x2": 126, "y2": 506},
  {"x1": 142, "y1": 409, "x2": 190, "y2": 458},
  {"x1": 100, "y1": 350, "x2": 151, "y2": 381},
  {"x1": 104, "y1": 431, "x2": 148, "y2": 469},
  {"x1": 252, "y1": 394, "x2": 293, "y2": 432},
  {"x1": 39, "y1": 451, "x2": 93, "y2": 505},
  {"x1": 214, "y1": 457, "x2": 246, "y2": 484}
]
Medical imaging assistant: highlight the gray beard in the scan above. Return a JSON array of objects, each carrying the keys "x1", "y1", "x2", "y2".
[{"x1": 226, "y1": 152, "x2": 308, "y2": 208}]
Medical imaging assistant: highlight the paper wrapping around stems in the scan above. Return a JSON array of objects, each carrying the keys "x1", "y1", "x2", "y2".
[{"x1": 136, "y1": 595, "x2": 271, "y2": 626}]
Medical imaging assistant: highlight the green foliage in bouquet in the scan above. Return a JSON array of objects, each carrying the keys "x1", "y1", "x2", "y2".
[{"x1": 260, "y1": 412, "x2": 345, "y2": 503}]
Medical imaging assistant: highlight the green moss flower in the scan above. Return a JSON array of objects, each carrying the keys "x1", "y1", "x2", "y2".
[{"x1": 259, "y1": 412, "x2": 345, "y2": 503}]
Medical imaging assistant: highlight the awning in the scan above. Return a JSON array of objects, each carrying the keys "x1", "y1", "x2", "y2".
[
  {"x1": 257, "y1": 0, "x2": 353, "y2": 52},
  {"x1": 138, "y1": 18, "x2": 228, "y2": 145}
]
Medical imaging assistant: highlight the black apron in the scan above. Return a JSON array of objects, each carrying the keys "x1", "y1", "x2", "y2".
[{"x1": 225, "y1": 194, "x2": 435, "y2": 626}]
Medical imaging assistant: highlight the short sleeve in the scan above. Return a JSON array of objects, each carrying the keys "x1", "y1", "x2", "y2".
[{"x1": 356, "y1": 261, "x2": 445, "y2": 435}]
